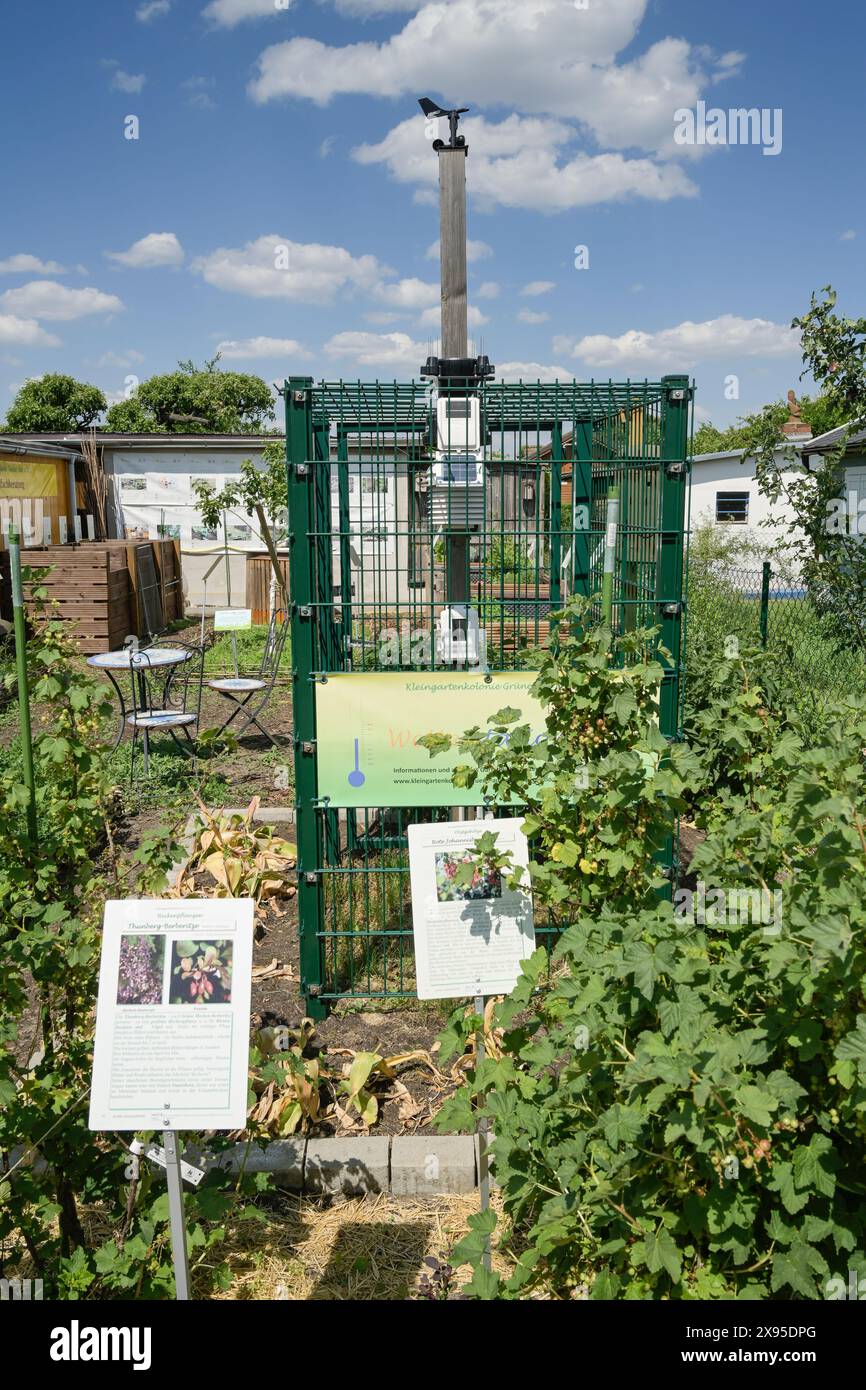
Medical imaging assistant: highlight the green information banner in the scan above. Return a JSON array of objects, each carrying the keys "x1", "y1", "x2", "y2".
[{"x1": 315, "y1": 671, "x2": 547, "y2": 808}]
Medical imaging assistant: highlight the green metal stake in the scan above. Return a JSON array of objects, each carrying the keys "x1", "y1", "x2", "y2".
[
  {"x1": 8, "y1": 525, "x2": 38, "y2": 850},
  {"x1": 601, "y1": 485, "x2": 620, "y2": 626},
  {"x1": 759, "y1": 561, "x2": 771, "y2": 648}
]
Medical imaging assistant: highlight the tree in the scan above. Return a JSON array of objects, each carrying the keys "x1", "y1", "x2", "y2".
[
  {"x1": 745, "y1": 286, "x2": 866, "y2": 652},
  {"x1": 690, "y1": 402, "x2": 787, "y2": 457},
  {"x1": 690, "y1": 393, "x2": 848, "y2": 458},
  {"x1": 192, "y1": 438, "x2": 288, "y2": 608},
  {"x1": 105, "y1": 356, "x2": 275, "y2": 434},
  {"x1": 4, "y1": 374, "x2": 106, "y2": 431}
]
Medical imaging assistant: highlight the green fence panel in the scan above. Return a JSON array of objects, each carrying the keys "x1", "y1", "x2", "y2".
[{"x1": 286, "y1": 376, "x2": 693, "y2": 1010}]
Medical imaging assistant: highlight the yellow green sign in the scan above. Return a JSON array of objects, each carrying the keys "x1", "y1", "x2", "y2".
[{"x1": 315, "y1": 671, "x2": 546, "y2": 807}]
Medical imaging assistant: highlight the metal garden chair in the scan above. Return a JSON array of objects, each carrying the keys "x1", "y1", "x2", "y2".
[
  {"x1": 126, "y1": 636, "x2": 207, "y2": 779},
  {"x1": 206, "y1": 608, "x2": 289, "y2": 747}
]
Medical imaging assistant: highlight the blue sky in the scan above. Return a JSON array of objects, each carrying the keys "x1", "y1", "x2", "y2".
[{"x1": 0, "y1": 0, "x2": 863, "y2": 428}]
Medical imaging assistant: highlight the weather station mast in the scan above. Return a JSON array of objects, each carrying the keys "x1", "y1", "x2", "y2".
[{"x1": 417, "y1": 97, "x2": 493, "y2": 669}]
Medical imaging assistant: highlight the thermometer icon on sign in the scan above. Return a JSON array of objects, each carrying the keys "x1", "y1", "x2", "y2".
[{"x1": 347, "y1": 737, "x2": 365, "y2": 788}]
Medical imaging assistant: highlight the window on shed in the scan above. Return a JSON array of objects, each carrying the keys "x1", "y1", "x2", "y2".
[{"x1": 716, "y1": 491, "x2": 749, "y2": 523}]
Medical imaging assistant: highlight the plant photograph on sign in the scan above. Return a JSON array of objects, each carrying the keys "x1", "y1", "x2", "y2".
[
  {"x1": 116, "y1": 935, "x2": 165, "y2": 1007},
  {"x1": 435, "y1": 852, "x2": 502, "y2": 903},
  {"x1": 169, "y1": 939, "x2": 233, "y2": 1006}
]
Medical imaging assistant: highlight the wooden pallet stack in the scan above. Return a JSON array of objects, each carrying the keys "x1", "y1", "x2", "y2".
[{"x1": 0, "y1": 540, "x2": 183, "y2": 655}]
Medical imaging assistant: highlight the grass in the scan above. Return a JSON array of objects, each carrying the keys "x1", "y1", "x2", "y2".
[
  {"x1": 685, "y1": 566, "x2": 866, "y2": 725},
  {"x1": 203, "y1": 623, "x2": 291, "y2": 678}
]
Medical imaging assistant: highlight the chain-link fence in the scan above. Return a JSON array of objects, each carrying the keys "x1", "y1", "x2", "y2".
[{"x1": 685, "y1": 559, "x2": 866, "y2": 717}]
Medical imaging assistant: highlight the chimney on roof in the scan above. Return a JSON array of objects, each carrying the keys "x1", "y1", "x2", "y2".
[{"x1": 782, "y1": 388, "x2": 812, "y2": 440}]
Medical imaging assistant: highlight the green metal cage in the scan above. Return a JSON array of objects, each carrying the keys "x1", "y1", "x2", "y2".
[{"x1": 285, "y1": 374, "x2": 693, "y2": 1013}]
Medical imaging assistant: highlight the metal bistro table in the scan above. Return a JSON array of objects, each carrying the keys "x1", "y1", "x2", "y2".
[{"x1": 87, "y1": 645, "x2": 195, "y2": 758}]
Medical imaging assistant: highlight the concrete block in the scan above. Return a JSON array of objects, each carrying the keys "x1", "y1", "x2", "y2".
[
  {"x1": 220, "y1": 1139, "x2": 305, "y2": 1189},
  {"x1": 391, "y1": 1135, "x2": 476, "y2": 1195},
  {"x1": 304, "y1": 1137, "x2": 390, "y2": 1196}
]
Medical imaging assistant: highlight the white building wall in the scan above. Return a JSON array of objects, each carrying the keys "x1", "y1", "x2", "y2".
[
  {"x1": 102, "y1": 444, "x2": 270, "y2": 612},
  {"x1": 689, "y1": 447, "x2": 804, "y2": 562}
]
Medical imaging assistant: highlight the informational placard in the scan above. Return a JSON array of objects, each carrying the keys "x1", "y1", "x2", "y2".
[
  {"x1": 316, "y1": 671, "x2": 546, "y2": 807},
  {"x1": 408, "y1": 818, "x2": 535, "y2": 999},
  {"x1": 213, "y1": 608, "x2": 253, "y2": 631},
  {"x1": 89, "y1": 899, "x2": 254, "y2": 1132}
]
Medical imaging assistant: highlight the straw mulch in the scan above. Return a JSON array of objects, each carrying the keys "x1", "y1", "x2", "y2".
[{"x1": 211, "y1": 1191, "x2": 511, "y2": 1301}]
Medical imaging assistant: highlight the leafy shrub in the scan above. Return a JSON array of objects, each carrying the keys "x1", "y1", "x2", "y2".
[
  {"x1": 421, "y1": 594, "x2": 699, "y2": 913},
  {"x1": 436, "y1": 693, "x2": 866, "y2": 1300},
  {"x1": 0, "y1": 584, "x2": 262, "y2": 1298}
]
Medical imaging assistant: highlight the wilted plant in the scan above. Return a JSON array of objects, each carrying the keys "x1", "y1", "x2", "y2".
[{"x1": 173, "y1": 795, "x2": 296, "y2": 903}]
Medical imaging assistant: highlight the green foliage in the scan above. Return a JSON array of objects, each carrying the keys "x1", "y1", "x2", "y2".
[
  {"x1": 486, "y1": 536, "x2": 530, "y2": 580},
  {"x1": 439, "y1": 700, "x2": 866, "y2": 1298},
  {"x1": 420, "y1": 594, "x2": 699, "y2": 912},
  {"x1": 105, "y1": 356, "x2": 275, "y2": 434},
  {"x1": 690, "y1": 402, "x2": 788, "y2": 458},
  {"x1": 0, "y1": 583, "x2": 254, "y2": 1298},
  {"x1": 684, "y1": 644, "x2": 808, "y2": 819},
  {"x1": 4, "y1": 374, "x2": 106, "y2": 431},
  {"x1": 745, "y1": 287, "x2": 866, "y2": 653},
  {"x1": 429, "y1": 606, "x2": 866, "y2": 1300},
  {"x1": 690, "y1": 392, "x2": 846, "y2": 460},
  {"x1": 192, "y1": 442, "x2": 287, "y2": 600}
]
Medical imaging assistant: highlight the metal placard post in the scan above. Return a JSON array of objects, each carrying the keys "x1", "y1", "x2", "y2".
[
  {"x1": 474, "y1": 991, "x2": 492, "y2": 1271},
  {"x1": 163, "y1": 1130, "x2": 192, "y2": 1300}
]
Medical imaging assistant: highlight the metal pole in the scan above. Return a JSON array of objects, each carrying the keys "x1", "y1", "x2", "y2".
[
  {"x1": 286, "y1": 377, "x2": 327, "y2": 1019},
  {"x1": 439, "y1": 147, "x2": 468, "y2": 359},
  {"x1": 222, "y1": 510, "x2": 239, "y2": 678},
  {"x1": 438, "y1": 142, "x2": 471, "y2": 616},
  {"x1": 760, "y1": 561, "x2": 771, "y2": 647},
  {"x1": 474, "y1": 992, "x2": 492, "y2": 1272},
  {"x1": 601, "y1": 485, "x2": 620, "y2": 626},
  {"x1": 164, "y1": 1130, "x2": 191, "y2": 1300},
  {"x1": 8, "y1": 525, "x2": 38, "y2": 849}
]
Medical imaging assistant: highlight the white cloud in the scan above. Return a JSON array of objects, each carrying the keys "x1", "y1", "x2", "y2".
[
  {"x1": 517, "y1": 308, "x2": 549, "y2": 324},
  {"x1": 249, "y1": 0, "x2": 728, "y2": 162},
  {"x1": 374, "y1": 277, "x2": 439, "y2": 309},
  {"x1": 0, "y1": 316, "x2": 61, "y2": 348},
  {"x1": 193, "y1": 235, "x2": 389, "y2": 304},
  {"x1": 418, "y1": 304, "x2": 488, "y2": 329},
  {"x1": 136, "y1": 0, "x2": 172, "y2": 20},
  {"x1": 106, "y1": 232, "x2": 185, "y2": 268},
  {"x1": 216, "y1": 335, "x2": 307, "y2": 360},
  {"x1": 203, "y1": 0, "x2": 292, "y2": 27},
  {"x1": 841, "y1": 229, "x2": 857, "y2": 241},
  {"x1": 477, "y1": 281, "x2": 500, "y2": 300},
  {"x1": 0, "y1": 282, "x2": 124, "y2": 323},
  {"x1": 324, "y1": 330, "x2": 429, "y2": 369},
  {"x1": 497, "y1": 360, "x2": 572, "y2": 382},
  {"x1": 556, "y1": 314, "x2": 800, "y2": 370},
  {"x1": 110, "y1": 69, "x2": 146, "y2": 94},
  {"x1": 521, "y1": 280, "x2": 554, "y2": 297},
  {"x1": 319, "y1": 135, "x2": 337, "y2": 158},
  {"x1": 353, "y1": 113, "x2": 697, "y2": 213},
  {"x1": 329, "y1": 0, "x2": 425, "y2": 13},
  {"x1": 0, "y1": 253, "x2": 68, "y2": 275},
  {"x1": 425, "y1": 238, "x2": 492, "y2": 263},
  {"x1": 97, "y1": 349, "x2": 145, "y2": 368}
]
